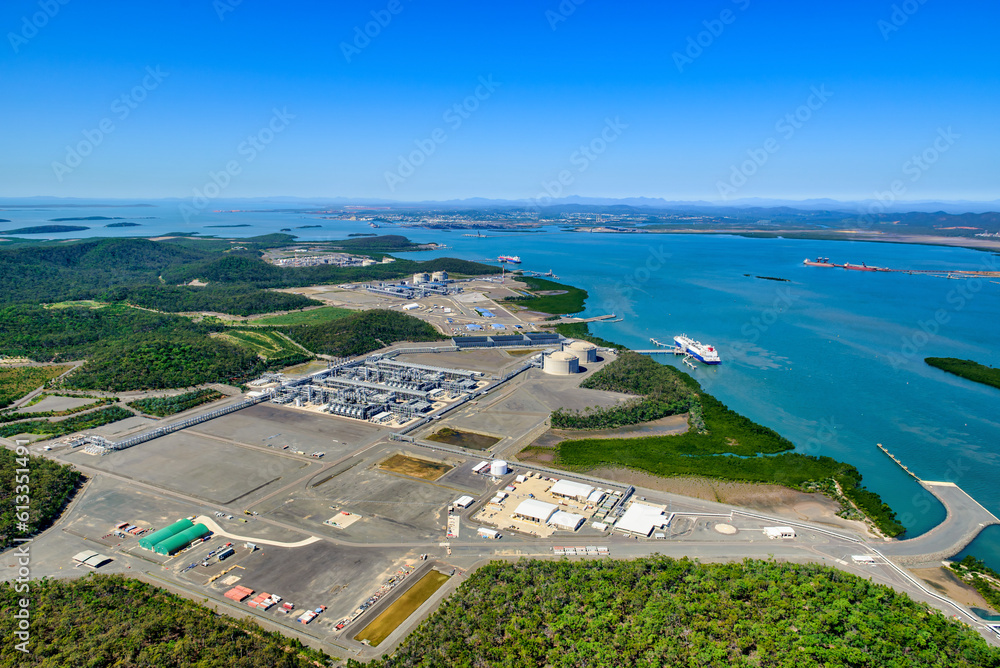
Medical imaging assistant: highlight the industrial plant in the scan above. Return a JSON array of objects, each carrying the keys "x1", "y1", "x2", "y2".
[{"x1": 271, "y1": 355, "x2": 487, "y2": 424}]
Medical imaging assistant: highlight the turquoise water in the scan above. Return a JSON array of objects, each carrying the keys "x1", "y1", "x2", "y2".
[{"x1": 4, "y1": 206, "x2": 1000, "y2": 567}]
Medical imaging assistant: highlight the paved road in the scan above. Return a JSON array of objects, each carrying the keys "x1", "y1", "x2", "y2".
[{"x1": 880, "y1": 481, "x2": 1000, "y2": 564}]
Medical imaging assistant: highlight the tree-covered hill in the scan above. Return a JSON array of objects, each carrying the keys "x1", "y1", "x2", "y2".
[
  {"x1": 0, "y1": 575, "x2": 333, "y2": 666},
  {"x1": 285, "y1": 309, "x2": 446, "y2": 358},
  {"x1": 0, "y1": 235, "x2": 498, "y2": 308},
  {"x1": 356, "y1": 557, "x2": 1000, "y2": 668},
  {"x1": 102, "y1": 283, "x2": 321, "y2": 317}
]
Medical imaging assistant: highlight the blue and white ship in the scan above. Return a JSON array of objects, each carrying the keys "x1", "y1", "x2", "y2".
[{"x1": 674, "y1": 335, "x2": 721, "y2": 365}]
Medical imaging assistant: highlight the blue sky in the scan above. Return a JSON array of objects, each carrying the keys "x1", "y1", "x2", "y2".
[{"x1": 1, "y1": 0, "x2": 997, "y2": 202}]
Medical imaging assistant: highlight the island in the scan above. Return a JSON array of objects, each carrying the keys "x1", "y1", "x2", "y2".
[
  {"x1": 926, "y1": 357, "x2": 1000, "y2": 390},
  {"x1": 1, "y1": 225, "x2": 89, "y2": 234}
]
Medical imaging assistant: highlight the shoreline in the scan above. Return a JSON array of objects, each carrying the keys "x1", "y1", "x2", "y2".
[{"x1": 572, "y1": 227, "x2": 1000, "y2": 253}]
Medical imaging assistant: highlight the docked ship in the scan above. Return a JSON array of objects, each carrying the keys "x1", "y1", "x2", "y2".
[
  {"x1": 674, "y1": 335, "x2": 721, "y2": 365},
  {"x1": 497, "y1": 255, "x2": 521, "y2": 264},
  {"x1": 803, "y1": 257, "x2": 835, "y2": 267}
]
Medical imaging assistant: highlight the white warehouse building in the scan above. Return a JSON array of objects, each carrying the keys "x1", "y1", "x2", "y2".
[
  {"x1": 549, "y1": 510, "x2": 586, "y2": 531},
  {"x1": 549, "y1": 479, "x2": 595, "y2": 502},
  {"x1": 513, "y1": 499, "x2": 557, "y2": 524}
]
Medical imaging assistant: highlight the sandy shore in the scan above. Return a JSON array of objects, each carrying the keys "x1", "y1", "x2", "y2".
[
  {"x1": 911, "y1": 567, "x2": 998, "y2": 612},
  {"x1": 531, "y1": 415, "x2": 689, "y2": 449}
]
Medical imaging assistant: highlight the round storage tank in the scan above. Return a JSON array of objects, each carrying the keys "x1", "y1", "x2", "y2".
[
  {"x1": 490, "y1": 460, "x2": 508, "y2": 476},
  {"x1": 412, "y1": 272, "x2": 430, "y2": 284},
  {"x1": 544, "y1": 351, "x2": 579, "y2": 375},
  {"x1": 566, "y1": 340, "x2": 598, "y2": 363},
  {"x1": 431, "y1": 270, "x2": 448, "y2": 282}
]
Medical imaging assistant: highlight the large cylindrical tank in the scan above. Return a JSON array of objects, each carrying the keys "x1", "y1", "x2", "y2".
[
  {"x1": 431, "y1": 271, "x2": 448, "y2": 282},
  {"x1": 413, "y1": 272, "x2": 430, "y2": 284},
  {"x1": 544, "y1": 351, "x2": 579, "y2": 375},
  {"x1": 566, "y1": 340, "x2": 598, "y2": 363},
  {"x1": 490, "y1": 460, "x2": 508, "y2": 476}
]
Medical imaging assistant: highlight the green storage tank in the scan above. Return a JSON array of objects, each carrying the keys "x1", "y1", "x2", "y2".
[
  {"x1": 138, "y1": 519, "x2": 194, "y2": 550},
  {"x1": 154, "y1": 523, "x2": 210, "y2": 555}
]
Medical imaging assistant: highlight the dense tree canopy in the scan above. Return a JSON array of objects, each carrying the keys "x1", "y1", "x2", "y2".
[
  {"x1": 0, "y1": 447, "x2": 81, "y2": 550},
  {"x1": 0, "y1": 575, "x2": 334, "y2": 666},
  {"x1": 357, "y1": 557, "x2": 1000, "y2": 668},
  {"x1": 286, "y1": 309, "x2": 446, "y2": 358}
]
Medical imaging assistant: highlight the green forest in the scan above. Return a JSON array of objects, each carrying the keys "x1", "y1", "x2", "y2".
[
  {"x1": 546, "y1": 350, "x2": 905, "y2": 536},
  {"x1": 127, "y1": 388, "x2": 224, "y2": 417},
  {"x1": 0, "y1": 365, "x2": 71, "y2": 409},
  {"x1": 0, "y1": 575, "x2": 334, "y2": 667},
  {"x1": 0, "y1": 406, "x2": 133, "y2": 439},
  {"x1": 355, "y1": 557, "x2": 1000, "y2": 668},
  {"x1": 284, "y1": 309, "x2": 446, "y2": 357},
  {"x1": 102, "y1": 283, "x2": 321, "y2": 316},
  {"x1": 926, "y1": 357, "x2": 1000, "y2": 391},
  {"x1": 551, "y1": 352, "x2": 696, "y2": 428},
  {"x1": 502, "y1": 276, "x2": 588, "y2": 314},
  {"x1": 0, "y1": 235, "x2": 496, "y2": 306},
  {"x1": 0, "y1": 446, "x2": 81, "y2": 550}
]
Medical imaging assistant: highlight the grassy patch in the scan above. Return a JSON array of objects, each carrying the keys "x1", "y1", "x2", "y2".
[
  {"x1": 426, "y1": 427, "x2": 500, "y2": 450},
  {"x1": 926, "y1": 357, "x2": 1000, "y2": 391},
  {"x1": 502, "y1": 277, "x2": 588, "y2": 314},
  {"x1": 379, "y1": 454, "x2": 453, "y2": 481},
  {"x1": 0, "y1": 365, "x2": 72, "y2": 409},
  {"x1": 354, "y1": 570, "x2": 451, "y2": 647},
  {"x1": 252, "y1": 306, "x2": 354, "y2": 327},
  {"x1": 221, "y1": 330, "x2": 306, "y2": 360}
]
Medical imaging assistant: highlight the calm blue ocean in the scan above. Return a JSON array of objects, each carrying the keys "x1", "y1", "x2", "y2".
[{"x1": 4, "y1": 205, "x2": 999, "y2": 567}]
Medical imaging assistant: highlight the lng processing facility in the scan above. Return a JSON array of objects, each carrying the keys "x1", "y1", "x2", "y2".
[{"x1": 7, "y1": 272, "x2": 1000, "y2": 659}]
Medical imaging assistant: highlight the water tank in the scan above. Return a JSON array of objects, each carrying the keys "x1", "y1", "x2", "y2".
[
  {"x1": 413, "y1": 272, "x2": 430, "y2": 284},
  {"x1": 431, "y1": 271, "x2": 448, "y2": 282},
  {"x1": 544, "y1": 351, "x2": 579, "y2": 375},
  {"x1": 566, "y1": 340, "x2": 598, "y2": 363},
  {"x1": 490, "y1": 460, "x2": 508, "y2": 476}
]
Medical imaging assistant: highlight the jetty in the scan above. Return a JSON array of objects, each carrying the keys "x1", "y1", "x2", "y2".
[
  {"x1": 870, "y1": 445, "x2": 1000, "y2": 565},
  {"x1": 876, "y1": 443, "x2": 920, "y2": 480}
]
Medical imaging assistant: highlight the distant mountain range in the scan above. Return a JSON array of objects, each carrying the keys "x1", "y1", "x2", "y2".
[{"x1": 2, "y1": 195, "x2": 998, "y2": 215}]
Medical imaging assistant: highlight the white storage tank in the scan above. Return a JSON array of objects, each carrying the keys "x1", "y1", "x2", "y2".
[
  {"x1": 431, "y1": 270, "x2": 448, "y2": 282},
  {"x1": 565, "y1": 340, "x2": 598, "y2": 363},
  {"x1": 490, "y1": 460, "x2": 508, "y2": 476},
  {"x1": 544, "y1": 351, "x2": 579, "y2": 375},
  {"x1": 412, "y1": 272, "x2": 430, "y2": 284}
]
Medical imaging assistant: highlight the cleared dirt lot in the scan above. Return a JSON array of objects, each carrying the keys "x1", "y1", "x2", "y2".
[
  {"x1": 64, "y1": 431, "x2": 313, "y2": 505},
  {"x1": 193, "y1": 402, "x2": 385, "y2": 456}
]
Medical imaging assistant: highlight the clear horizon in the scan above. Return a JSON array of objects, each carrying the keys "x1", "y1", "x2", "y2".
[{"x1": 2, "y1": 1, "x2": 997, "y2": 203}]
